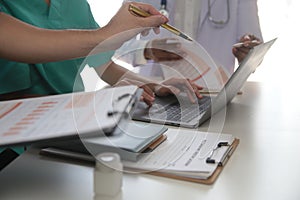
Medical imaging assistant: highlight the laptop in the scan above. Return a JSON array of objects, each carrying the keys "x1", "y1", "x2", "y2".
[{"x1": 132, "y1": 38, "x2": 276, "y2": 128}]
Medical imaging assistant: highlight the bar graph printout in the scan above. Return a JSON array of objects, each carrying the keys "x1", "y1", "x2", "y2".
[{"x1": 0, "y1": 86, "x2": 139, "y2": 147}]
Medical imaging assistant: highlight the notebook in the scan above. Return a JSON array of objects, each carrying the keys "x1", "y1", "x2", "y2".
[
  {"x1": 43, "y1": 121, "x2": 168, "y2": 161},
  {"x1": 132, "y1": 38, "x2": 277, "y2": 128}
]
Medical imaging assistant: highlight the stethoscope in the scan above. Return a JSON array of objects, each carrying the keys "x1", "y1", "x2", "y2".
[
  {"x1": 159, "y1": 0, "x2": 169, "y2": 17},
  {"x1": 159, "y1": 0, "x2": 230, "y2": 25},
  {"x1": 208, "y1": 0, "x2": 230, "y2": 25}
]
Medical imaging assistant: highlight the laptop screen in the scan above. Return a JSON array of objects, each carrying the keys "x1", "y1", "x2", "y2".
[{"x1": 208, "y1": 38, "x2": 277, "y2": 116}]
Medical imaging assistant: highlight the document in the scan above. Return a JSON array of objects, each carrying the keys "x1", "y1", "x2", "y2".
[
  {"x1": 159, "y1": 43, "x2": 230, "y2": 91},
  {"x1": 123, "y1": 128, "x2": 236, "y2": 180},
  {"x1": 0, "y1": 86, "x2": 141, "y2": 147}
]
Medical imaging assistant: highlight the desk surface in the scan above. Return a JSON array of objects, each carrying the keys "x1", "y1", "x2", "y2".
[{"x1": 1, "y1": 80, "x2": 300, "y2": 200}]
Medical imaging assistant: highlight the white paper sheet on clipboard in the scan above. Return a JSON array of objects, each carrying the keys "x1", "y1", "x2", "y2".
[{"x1": 123, "y1": 128, "x2": 236, "y2": 180}]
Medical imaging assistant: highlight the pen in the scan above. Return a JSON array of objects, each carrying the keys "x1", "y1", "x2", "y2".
[
  {"x1": 128, "y1": 4, "x2": 193, "y2": 42},
  {"x1": 218, "y1": 145, "x2": 234, "y2": 166},
  {"x1": 232, "y1": 40, "x2": 260, "y2": 48},
  {"x1": 199, "y1": 90, "x2": 243, "y2": 95},
  {"x1": 199, "y1": 89, "x2": 220, "y2": 95}
]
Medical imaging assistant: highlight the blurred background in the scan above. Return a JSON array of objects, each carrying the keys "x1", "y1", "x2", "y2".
[{"x1": 83, "y1": 0, "x2": 300, "y2": 91}]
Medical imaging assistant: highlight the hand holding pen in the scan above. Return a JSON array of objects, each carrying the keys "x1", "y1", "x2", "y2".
[
  {"x1": 128, "y1": 4, "x2": 193, "y2": 41},
  {"x1": 232, "y1": 34, "x2": 262, "y2": 63},
  {"x1": 105, "y1": 2, "x2": 168, "y2": 42}
]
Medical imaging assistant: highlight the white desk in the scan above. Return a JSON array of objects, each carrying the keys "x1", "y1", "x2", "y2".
[{"x1": 1, "y1": 79, "x2": 300, "y2": 200}]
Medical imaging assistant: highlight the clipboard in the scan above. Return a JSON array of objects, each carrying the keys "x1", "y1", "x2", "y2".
[
  {"x1": 122, "y1": 129, "x2": 239, "y2": 185},
  {"x1": 147, "y1": 138, "x2": 239, "y2": 185}
]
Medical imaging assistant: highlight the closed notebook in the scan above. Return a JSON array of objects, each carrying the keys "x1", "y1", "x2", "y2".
[
  {"x1": 44, "y1": 121, "x2": 168, "y2": 161},
  {"x1": 83, "y1": 121, "x2": 167, "y2": 153}
]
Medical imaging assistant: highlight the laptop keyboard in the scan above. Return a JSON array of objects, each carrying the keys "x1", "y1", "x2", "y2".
[{"x1": 150, "y1": 96, "x2": 211, "y2": 123}]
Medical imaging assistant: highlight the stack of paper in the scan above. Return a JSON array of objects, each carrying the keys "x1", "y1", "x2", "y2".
[{"x1": 123, "y1": 128, "x2": 238, "y2": 183}]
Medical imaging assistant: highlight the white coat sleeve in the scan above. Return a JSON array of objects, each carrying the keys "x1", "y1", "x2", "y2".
[
  {"x1": 112, "y1": 38, "x2": 149, "y2": 67},
  {"x1": 237, "y1": 0, "x2": 263, "y2": 41}
]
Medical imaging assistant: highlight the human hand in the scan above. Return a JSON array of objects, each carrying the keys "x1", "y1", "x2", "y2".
[
  {"x1": 114, "y1": 78, "x2": 155, "y2": 107},
  {"x1": 144, "y1": 38, "x2": 185, "y2": 62},
  {"x1": 154, "y1": 78, "x2": 203, "y2": 103},
  {"x1": 232, "y1": 34, "x2": 262, "y2": 63},
  {"x1": 114, "y1": 77, "x2": 203, "y2": 106},
  {"x1": 104, "y1": 2, "x2": 168, "y2": 43}
]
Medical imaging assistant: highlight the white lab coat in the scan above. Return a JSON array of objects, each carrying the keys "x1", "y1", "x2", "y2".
[{"x1": 114, "y1": 0, "x2": 263, "y2": 74}]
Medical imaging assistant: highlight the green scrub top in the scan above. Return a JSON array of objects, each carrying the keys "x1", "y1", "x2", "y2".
[{"x1": 0, "y1": 0, "x2": 114, "y2": 96}]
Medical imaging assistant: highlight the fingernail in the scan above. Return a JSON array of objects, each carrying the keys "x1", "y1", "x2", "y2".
[
  {"x1": 244, "y1": 35, "x2": 250, "y2": 40},
  {"x1": 160, "y1": 15, "x2": 168, "y2": 23}
]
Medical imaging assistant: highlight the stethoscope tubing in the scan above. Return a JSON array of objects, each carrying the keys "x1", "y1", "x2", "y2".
[{"x1": 160, "y1": 0, "x2": 230, "y2": 25}]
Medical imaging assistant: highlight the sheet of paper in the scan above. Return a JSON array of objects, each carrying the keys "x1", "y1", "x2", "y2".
[
  {"x1": 160, "y1": 46, "x2": 211, "y2": 82},
  {"x1": 0, "y1": 86, "x2": 139, "y2": 146},
  {"x1": 159, "y1": 44, "x2": 229, "y2": 90},
  {"x1": 123, "y1": 128, "x2": 234, "y2": 179}
]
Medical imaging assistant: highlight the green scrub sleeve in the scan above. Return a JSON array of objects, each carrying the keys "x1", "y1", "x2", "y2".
[{"x1": 86, "y1": 50, "x2": 115, "y2": 68}]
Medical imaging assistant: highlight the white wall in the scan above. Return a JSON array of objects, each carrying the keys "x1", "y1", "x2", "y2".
[
  {"x1": 80, "y1": 1, "x2": 123, "y2": 91},
  {"x1": 251, "y1": 0, "x2": 300, "y2": 82},
  {"x1": 87, "y1": 0, "x2": 123, "y2": 27},
  {"x1": 83, "y1": 0, "x2": 300, "y2": 90}
]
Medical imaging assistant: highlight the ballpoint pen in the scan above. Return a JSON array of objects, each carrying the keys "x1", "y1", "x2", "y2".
[
  {"x1": 232, "y1": 40, "x2": 260, "y2": 48},
  {"x1": 128, "y1": 4, "x2": 193, "y2": 42}
]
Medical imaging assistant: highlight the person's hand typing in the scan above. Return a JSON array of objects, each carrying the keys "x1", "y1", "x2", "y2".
[
  {"x1": 154, "y1": 78, "x2": 203, "y2": 103},
  {"x1": 114, "y1": 78, "x2": 155, "y2": 106},
  {"x1": 114, "y1": 77, "x2": 203, "y2": 107}
]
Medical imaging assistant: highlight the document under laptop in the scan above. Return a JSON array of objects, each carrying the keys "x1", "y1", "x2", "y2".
[{"x1": 132, "y1": 39, "x2": 277, "y2": 128}]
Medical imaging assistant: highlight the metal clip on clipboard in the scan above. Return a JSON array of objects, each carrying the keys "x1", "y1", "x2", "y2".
[{"x1": 206, "y1": 142, "x2": 235, "y2": 166}]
